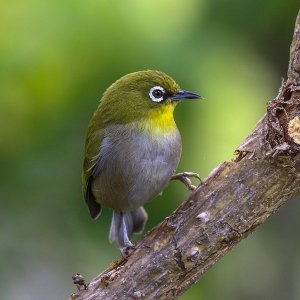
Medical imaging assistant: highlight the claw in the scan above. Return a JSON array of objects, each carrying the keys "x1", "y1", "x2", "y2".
[
  {"x1": 120, "y1": 244, "x2": 135, "y2": 258},
  {"x1": 171, "y1": 171, "x2": 201, "y2": 191}
]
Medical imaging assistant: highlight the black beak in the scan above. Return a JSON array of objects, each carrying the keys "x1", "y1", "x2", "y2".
[{"x1": 171, "y1": 89, "x2": 202, "y2": 100}]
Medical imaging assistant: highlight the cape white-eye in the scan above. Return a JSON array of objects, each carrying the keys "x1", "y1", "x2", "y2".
[{"x1": 82, "y1": 70, "x2": 201, "y2": 252}]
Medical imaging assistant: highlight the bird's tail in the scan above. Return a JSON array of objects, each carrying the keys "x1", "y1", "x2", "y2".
[{"x1": 109, "y1": 207, "x2": 148, "y2": 248}]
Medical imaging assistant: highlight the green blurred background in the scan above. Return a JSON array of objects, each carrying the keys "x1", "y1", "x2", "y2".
[{"x1": 1, "y1": 1, "x2": 299, "y2": 299}]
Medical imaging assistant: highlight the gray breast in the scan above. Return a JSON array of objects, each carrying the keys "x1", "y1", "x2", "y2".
[{"x1": 91, "y1": 123, "x2": 182, "y2": 212}]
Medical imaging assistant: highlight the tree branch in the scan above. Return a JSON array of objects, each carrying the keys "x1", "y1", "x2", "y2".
[{"x1": 70, "y1": 10, "x2": 300, "y2": 300}]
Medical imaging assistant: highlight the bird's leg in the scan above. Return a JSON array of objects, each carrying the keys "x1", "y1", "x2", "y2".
[
  {"x1": 171, "y1": 171, "x2": 201, "y2": 191},
  {"x1": 120, "y1": 212, "x2": 133, "y2": 247},
  {"x1": 120, "y1": 212, "x2": 134, "y2": 257}
]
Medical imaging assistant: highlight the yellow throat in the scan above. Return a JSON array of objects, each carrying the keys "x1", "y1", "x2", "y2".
[{"x1": 137, "y1": 102, "x2": 177, "y2": 135}]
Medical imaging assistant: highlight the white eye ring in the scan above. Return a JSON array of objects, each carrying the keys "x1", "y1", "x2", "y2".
[{"x1": 149, "y1": 86, "x2": 165, "y2": 102}]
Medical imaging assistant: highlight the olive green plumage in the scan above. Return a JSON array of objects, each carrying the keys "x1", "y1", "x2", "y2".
[
  {"x1": 82, "y1": 70, "x2": 200, "y2": 250},
  {"x1": 98, "y1": 70, "x2": 180, "y2": 123}
]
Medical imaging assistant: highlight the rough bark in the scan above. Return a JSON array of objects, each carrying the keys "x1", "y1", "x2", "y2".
[{"x1": 70, "y1": 10, "x2": 300, "y2": 300}]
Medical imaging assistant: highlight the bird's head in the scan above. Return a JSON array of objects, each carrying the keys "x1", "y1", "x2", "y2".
[{"x1": 98, "y1": 70, "x2": 201, "y2": 126}]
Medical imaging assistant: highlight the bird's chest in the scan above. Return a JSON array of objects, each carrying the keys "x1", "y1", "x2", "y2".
[
  {"x1": 123, "y1": 126, "x2": 182, "y2": 204},
  {"x1": 98, "y1": 123, "x2": 181, "y2": 210},
  {"x1": 131, "y1": 128, "x2": 181, "y2": 176},
  {"x1": 109, "y1": 124, "x2": 181, "y2": 176}
]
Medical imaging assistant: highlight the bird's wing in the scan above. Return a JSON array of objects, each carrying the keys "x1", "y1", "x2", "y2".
[{"x1": 82, "y1": 120, "x2": 103, "y2": 219}]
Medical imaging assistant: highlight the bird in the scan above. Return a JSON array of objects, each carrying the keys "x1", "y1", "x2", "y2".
[{"x1": 82, "y1": 70, "x2": 201, "y2": 252}]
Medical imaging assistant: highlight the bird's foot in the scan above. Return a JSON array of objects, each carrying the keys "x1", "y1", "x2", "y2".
[
  {"x1": 120, "y1": 244, "x2": 135, "y2": 258},
  {"x1": 171, "y1": 171, "x2": 201, "y2": 191}
]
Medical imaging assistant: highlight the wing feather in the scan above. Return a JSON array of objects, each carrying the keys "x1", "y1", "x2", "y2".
[{"x1": 82, "y1": 118, "x2": 103, "y2": 219}]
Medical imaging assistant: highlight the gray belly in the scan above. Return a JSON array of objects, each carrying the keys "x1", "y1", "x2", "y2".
[{"x1": 92, "y1": 123, "x2": 181, "y2": 212}]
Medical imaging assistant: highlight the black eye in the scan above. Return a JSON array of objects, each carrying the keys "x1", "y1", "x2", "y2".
[
  {"x1": 152, "y1": 89, "x2": 163, "y2": 98},
  {"x1": 148, "y1": 86, "x2": 165, "y2": 102}
]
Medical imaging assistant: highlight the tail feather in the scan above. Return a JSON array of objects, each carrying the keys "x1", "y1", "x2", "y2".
[
  {"x1": 131, "y1": 207, "x2": 148, "y2": 234},
  {"x1": 109, "y1": 207, "x2": 148, "y2": 248}
]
